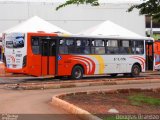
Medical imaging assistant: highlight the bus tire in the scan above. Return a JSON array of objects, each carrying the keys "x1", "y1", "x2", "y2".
[
  {"x1": 71, "y1": 66, "x2": 83, "y2": 80},
  {"x1": 131, "y1": 64, "x2": 140, "y2": 77},
  {"x1": 110, "y1": 74, "x2": 118, "y2": 77}
]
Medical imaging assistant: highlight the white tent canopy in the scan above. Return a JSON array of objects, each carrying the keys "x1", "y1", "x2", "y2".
[
  {"x1": 4, "y1": 16, "x2": 70, "y2": 34},
  {"x1": 79, "y1": 20, "x2": 147, "y2": 39}
]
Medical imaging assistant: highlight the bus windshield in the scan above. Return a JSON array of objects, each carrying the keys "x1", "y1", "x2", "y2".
[{"x1": 5, "y1": 33, "x2": 25, "y2": 48}]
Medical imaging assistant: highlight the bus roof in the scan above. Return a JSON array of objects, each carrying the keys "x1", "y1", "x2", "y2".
[{"x1": 58, "y1": 34, "x2": 154, "y2": 41}]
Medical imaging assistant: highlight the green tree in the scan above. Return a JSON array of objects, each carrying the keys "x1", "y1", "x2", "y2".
[
  {"x1": 56, "y1": 0, "x2": 99, "y2": 10},
  {"x1": 56, "y1": 0, "x2": 160, "y2": 21},
  {"x1": 128, "y1": 0, "x2": 160, "y2": 21}
]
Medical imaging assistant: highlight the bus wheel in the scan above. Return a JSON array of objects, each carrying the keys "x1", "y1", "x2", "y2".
[
  {"x1": 71, "y1": 66, "x2": 83, "y2": 80},
  {"x1": 131, "y1": 64, "x2": 140, "y2": 77},
  {"x1": 110, "y1": 74, "x2": 117, "y2": 77}
]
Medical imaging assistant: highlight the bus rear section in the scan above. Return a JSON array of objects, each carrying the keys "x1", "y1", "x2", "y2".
[
  {"x1": 4, "y1": 32, "x2": 58, "y2": 76},
  {"x1": 4, "y1": 33, "x2": 27, "y2": 74}
]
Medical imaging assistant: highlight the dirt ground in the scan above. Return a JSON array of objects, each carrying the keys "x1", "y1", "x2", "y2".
[{"x1": 61, "y1": 91, "x2": 160, "y2": 118}]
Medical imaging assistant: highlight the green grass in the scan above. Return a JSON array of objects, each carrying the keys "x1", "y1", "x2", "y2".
[
  {"x1": 128, "y1": 94, "x2": 160, "y2": 106},
  {"x1": 103, "y1": 116, "x2": 115, "y2": 120}
]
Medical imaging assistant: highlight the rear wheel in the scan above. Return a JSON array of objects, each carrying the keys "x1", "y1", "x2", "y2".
[
  {"x1": 131, "y1": 64, "x2": 140, "y2": 77},
  {"x1": 71, "y1": 66, "x2": 83, "y2": 80}
]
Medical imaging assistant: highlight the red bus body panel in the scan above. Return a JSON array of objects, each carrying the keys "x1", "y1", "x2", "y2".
[
  {"x1": 27, "y1": 33, "x2": 57, "y2": 76},
  {"x1": 49, "y1": 56, "x2": 55, "y2": 75},
  {"x1": 57, "y1": 55, "x2": 91, "y2": 76},
  {"x1": 41, "y1": 56, "x2": 48, "y2": 76}
]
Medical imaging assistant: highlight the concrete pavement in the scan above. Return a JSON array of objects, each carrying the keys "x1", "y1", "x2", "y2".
[{"x1": 0, "y1": 83, "x2": 160, "y2": 120}]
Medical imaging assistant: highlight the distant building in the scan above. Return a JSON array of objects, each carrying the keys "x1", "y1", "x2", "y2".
[
  {"x1": 0, "y1": 0, "x2": 145, "y2": 35},
  {"x1": 146, "y1": 16, "x2": 160, "y2": 40},
  {"x1": 146, "y1": 28, "x2": 160, "y2": 40}
]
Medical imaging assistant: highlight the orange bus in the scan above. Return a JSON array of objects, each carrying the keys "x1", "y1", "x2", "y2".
[{"x1": 4, "y1": 32, "x2": 154, "y2": 79}]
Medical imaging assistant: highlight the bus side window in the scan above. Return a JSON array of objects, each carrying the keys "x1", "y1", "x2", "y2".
[
  {"x1": 91, "y1": 39, "x2": 105, "y2": 54},
  {"x1": 66, "y1": 39, "x2": 75, "y2": 54},
  {"x1": 75, "y1": 39, "x2": 90, "y2": 54},
  {"x1": 50, "y1": 40, "x2": 56, "y2": 56},
  {"x1": 83, "y1": 39, "x2": 90, "y2": 54},
  {"x1": 106, "y1": 40, "x2": 119, "y2": 54},
  {"x1": 31, "y1": 37, "x2": 40, "y2": 54},
  {"x1": 59, "y1": 39, "x2": 65, "y2": 46},
  {"x1": 135, "y1": 41, "x2": 144, "y2": 54},
  {"x1": 59, "y1": 39, "x2": 68, "y2": 54},
  {"x1": 119, "y1": 40, "x2": 134, "y2": 54}
]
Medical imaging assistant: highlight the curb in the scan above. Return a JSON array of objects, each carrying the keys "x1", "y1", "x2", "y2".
[
  {"x1": 5, "y1": 78, "x2": 160, "y2": 90},
  {"x1": 52, "y1": 94, "x2": 102, "y2": 120},
  {"x1": 51, "y1": 88, "x2": 160, "y2": 120}
]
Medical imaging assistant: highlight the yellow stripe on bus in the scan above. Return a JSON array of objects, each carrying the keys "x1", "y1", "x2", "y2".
[{"x1": 91, "y1": 55, "x2": 105, "y2": 74}]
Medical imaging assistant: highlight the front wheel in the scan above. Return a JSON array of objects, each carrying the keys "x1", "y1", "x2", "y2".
[
  {"x1": 131, "y1": 64, "x2": 140, "y2": 77},
  {"x1": 71, "y1": 66, "x2": 84, "y2": 80}
]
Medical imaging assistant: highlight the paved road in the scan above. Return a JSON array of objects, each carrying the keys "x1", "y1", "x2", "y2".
[
  {"x1": 0, "y1": 83, "x2": 160, "y2": 120},
  {"x1": 0, "y1": 70, "x2": 160, "y2": 84}
]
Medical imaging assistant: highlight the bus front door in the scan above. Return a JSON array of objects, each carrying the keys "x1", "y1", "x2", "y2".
[{"x1": 41, "y1": 39, "x2": 56, "y2": 76}]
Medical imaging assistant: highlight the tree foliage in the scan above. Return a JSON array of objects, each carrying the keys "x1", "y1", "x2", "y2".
[
  {"x1": 128, "y1": 0, "x2": 160, "y2": 21},
  {"x1": 56, "y1": 0, "x2": 99, "y2": 10},
  {"x1": 56, "y1": 0, "x2": 160, "y2": 21}
]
